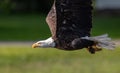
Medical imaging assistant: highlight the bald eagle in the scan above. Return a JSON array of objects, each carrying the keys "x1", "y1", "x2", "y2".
[{"x1": 32, "y1": 0, "x2": 115, "y2": 54}]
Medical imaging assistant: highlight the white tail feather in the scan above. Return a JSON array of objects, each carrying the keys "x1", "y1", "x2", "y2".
[{"x1": 81, "y1": 34, "x2": 115, "y2": 50}]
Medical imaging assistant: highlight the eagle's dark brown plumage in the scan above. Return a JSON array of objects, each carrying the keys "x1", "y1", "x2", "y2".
[
  {"x1": 47, "y1": 0, "x2": 98, "y2": 53},
  {"x1": 32, "y1": 0, "x2": 115, "y2": 54},
  {"x1": 55, "y1": 0, "x2": 93, "y2": 50}
]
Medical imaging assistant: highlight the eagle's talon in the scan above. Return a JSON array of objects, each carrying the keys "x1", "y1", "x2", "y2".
[
  {"x1": 87, "y1": 47, "x2": 95, "y2": 54},
  {"x1": 87, "y1": 45, "x2": 102, "y2": 54},
  {"x1": 92, "y1": 45, "x2": 102, "y2": 51}
]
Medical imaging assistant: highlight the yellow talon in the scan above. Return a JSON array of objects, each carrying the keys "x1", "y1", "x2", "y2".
[
  {"x1": 87, "y1": 45, "x2": 102, "y2": 54},
  {"x1": 32, "y1": 43, "x2": 39, "y2": 48},
  {"x1": 92, "y1": 45, "x2": 102, "y2": 51}
]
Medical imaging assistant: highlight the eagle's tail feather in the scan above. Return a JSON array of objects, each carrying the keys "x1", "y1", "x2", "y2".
[{"x1": 82, "y1": 34, "x2": 115, "y2": 50}]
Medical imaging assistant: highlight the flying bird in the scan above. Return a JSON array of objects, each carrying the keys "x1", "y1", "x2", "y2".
[{"x1": 32, "y1": 0, "x2": 115, "y2": 54}]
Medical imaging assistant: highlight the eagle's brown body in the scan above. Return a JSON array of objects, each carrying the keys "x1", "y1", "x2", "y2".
[{"x1": 46, "y1": 0, "x2": 97, "y2": 53}]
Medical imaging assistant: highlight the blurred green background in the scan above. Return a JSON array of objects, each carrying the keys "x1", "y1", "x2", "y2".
[
  {"x1": 0, "y1": 0, "x2": 120, "y2": 41},
  {"x1": 0, "y1": 0, "x2": 120, "y2": 73}
]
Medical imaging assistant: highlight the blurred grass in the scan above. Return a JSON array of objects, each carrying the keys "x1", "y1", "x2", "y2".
[
  {"x1": 0, "y1": 14, "x2": 120, "y2": 41},
  {"x1": 0, "y1": 46, "x2": 119, "y2": 73}
]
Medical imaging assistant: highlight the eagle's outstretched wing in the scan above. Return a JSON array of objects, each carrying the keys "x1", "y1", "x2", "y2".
[
  {"x1": 55, "y1": 0, "x2": 93, "y2": 50},
  {"x1": 46, "y1": 1, "x2": 56, "y2": 39},
  {"x1": 56, "y1": 0, "x2": 92, "y2": 37}
]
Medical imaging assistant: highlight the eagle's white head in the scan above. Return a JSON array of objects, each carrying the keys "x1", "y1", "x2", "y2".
[{"x1": 32, "y1": 37, "x2": 55, "y2": 48}]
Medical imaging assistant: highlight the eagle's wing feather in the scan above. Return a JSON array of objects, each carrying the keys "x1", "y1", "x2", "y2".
[
  {"x1": 55, "y1": 0, "x2": 92, "y2": 38},
  {"x1": 55, "y1": 0, "x2": 93, "y2": 50},
  {"x1": 46, "y1": 1, "x2": 56, "y2": 39}
]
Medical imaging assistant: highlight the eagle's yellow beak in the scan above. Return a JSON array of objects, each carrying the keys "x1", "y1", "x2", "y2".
[{"x1": 32, "y1": 43, "x2": 40, "y2": 48}]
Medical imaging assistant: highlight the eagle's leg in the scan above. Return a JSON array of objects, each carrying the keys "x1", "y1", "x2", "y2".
[
  {"x1": 87, "y1": 46, "x2": 95, "y2": 54},
  {"x1": 87, "y1": 45, "x2": 102, "y2": 54},
  {"x1": 87, "y1": 41, "x2": 102, "y2": 54},
  {"x1": 91, "y1": 44, "x2": 102, "y2": 51}
]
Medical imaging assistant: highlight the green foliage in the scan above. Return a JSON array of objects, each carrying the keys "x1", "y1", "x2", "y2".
[{"x1": 0, "y1": 46, "x2": 119, "y2": 73}]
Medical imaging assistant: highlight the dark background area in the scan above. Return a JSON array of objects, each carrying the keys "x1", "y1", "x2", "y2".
[{"x1": 0, "y1": 0, "x2": 54, "y2": 14}]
